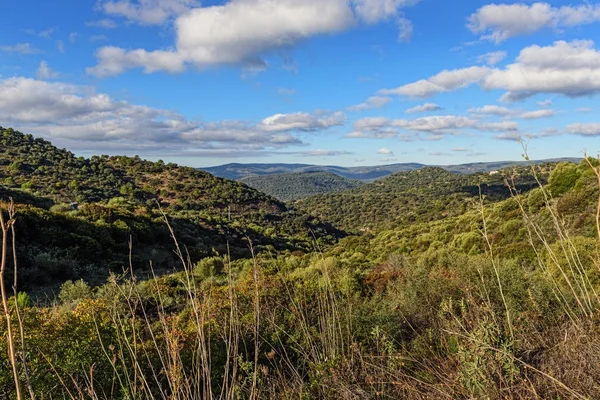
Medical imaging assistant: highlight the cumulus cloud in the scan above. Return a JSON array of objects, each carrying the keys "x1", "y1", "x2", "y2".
[
  {"x1": 566, "y1": 123, "x2": 600, "y2": 136},
  {"x1": 86, "y1": 19, "x2": 118, "y2": 29},
  {"x1": 519, "y1": 109, "x2": 556, "y2": 119},
  {"x1": 98, "y1": 0, "x2": 199, "y2": 25},
  {"x1": 469, "y1": 105, "x2": 556, "y2": 119},
  {"x1": 495, "y1": 131, "x2": 522, "y2": 141},
  {"x1": 0, "y1": 77, "x2": 344, "y2": 155},
  {"x1": 477, "y1": 51, "x2": 507, "y2": 66},
  {"x1": 481, "y1": 40, "x2": 600, "y2": 101},
  {"x1": 537, "y1": 99, "x2": 552, "y2": 107},
  {"x1": 347, "y1": 96, "x2": 392, "y2": 112},
  {"x1": 259, "y1": 111, "x2": 346, "y2": 132},
  {"x1": 36, "y1": 61, "x2": 60, "y2": 80},
  {"x1": 379, "y1": 66, "x2": 490, "y2": 98},
  {"x1": 89, "y1": 0, "x2": 420, "y2": 76},
  {"x1": 469, "y1": 105, "x2": 514, "y2": 116},
  {"x1": 468, "y1": 2, "x2": 600, "y2": 43},
  {"x1": 405, "y1": 102, "x2": 441, "y2": 114},
  {"x1": 0, "y1": 43, "x2": 43, "y2": 54},
  {"x1": 348, "y1": 114, "x2": 519, "y2": 139},
  {"x1": 377, "y1": 148, "x2": 394, "y2": 155},
  {"x1": 295, "y1": 149, "x2": 353, "y2": 157}
]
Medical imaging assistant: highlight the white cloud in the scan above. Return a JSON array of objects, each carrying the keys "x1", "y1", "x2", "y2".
[
  {"x1": 468, "y1": 2, "x2": 600, "y2": 43},
  {"x1": 566, "y1": 123, "x2": 600, "y2": 136},
  {"x1": 347, "y1": 96, "x2": 392, "y2": 112},
  {"x1": 0, "y1": 43, "x2": 43, "y2": 54},
  {"x1": 469, "y1": 105, "x2": 514, "y2": 116},
  {"x1": 537, "y1": 99, "x2": 552, "y2": 107},
  {"x1": 36, "y1": 61, "x2": 60, "y2": 80},
  {"x1": 349, "y1": 114, "x2": 519, "y2": 140},
  {"x1": 469, "y1": 105, "x2": 555, "y2": 119},
  {"x1": 392, "y1": 115, "x2": 478, "y2": 131},
  {"x1": 576, "y1": 107, "x2": 592, "y2": 113},
  {"x1": 89, "y1": 0, "x2": 420, "y2": 76},
  {"x1": 258, "y1": 111, "x2": 346, "y2": 132},
  {"x1": 99, "y1": 0, "x2": 200, "y2": 25},
  {"x1": 0, "y1": 77, "x2": 346, "y2": 155},
  {"x1": 56, "y1": 40, "x2": 65, "y2": 53},
  {"x1": 86, "y1": 19, "x2": 118, "y2": 29},
  {"x1": 405, "y1": 102, "x2": 441, "y2": 114},
  {"x1": 38, "y1": 28, "x2": 55, "y2": 38},
  {"x1": 379, "y1": 66, "x2": 490, "y2": 98},
  {"x1": 88, "y1": 46, "x2": 187, "y2": 76},
  {"x1": 69, "y1": 32, "x2": 78, "y2": 44},
  {"x1": 477, "y1": 121, "x2": 519, "y2": 131},
  {"x1": 519, "y1": 109, "x2": 556, "y2": 119},
  {"x1": 477, "y1": 51, "x2": 507, "y2": 66},
  {"x1": 397, "y1": 16, "x2": 413, "y2": 41},
  {"x1": 377, "y1": 147, "x2": 394, "y2": 155},
  {"x1": 496, "y1": 131, "x2": 522, "y2": 141},
  {"x1": 296, "y1": 149, "x2": 352, "y2": 157},
  {"x1": 482, "y1": 40, "x2": 600, "y2": 101}
]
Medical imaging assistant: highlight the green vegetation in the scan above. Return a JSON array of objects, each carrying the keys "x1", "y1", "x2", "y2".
[
  {"x1": 0, "y1": 127, "x2": 341, "y2": 291},
  {"x1": 1, "y1": 127, "x2": 600, "y2": 398},
  {"x1": 294, "y1": 166, "x2": 547, "y2": 233},
  {"x1": 241, "y1": 171, "x2": 363, "y2": 201}
]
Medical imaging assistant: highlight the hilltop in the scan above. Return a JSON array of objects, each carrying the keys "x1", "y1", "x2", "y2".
[{"x1": 241, "y1": 171, "x2": 363, "y2": 201}]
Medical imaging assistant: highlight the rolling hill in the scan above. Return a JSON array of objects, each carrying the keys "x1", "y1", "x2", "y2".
[
  {"x1": 240, "y1": 171, "x2": 363, "y2": 201},
  {"x1": 201, "y1": 159, "x2": 580, "y2": 181},
  {"x1": 0, "y1": 127, "x2": 342, "y2": 289},
  {"x1": 293, "y1": 165, "x2": 548, "y2": 233}
]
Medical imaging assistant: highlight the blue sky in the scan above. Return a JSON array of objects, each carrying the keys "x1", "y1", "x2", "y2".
[{"x1": 1, "y1": 0, "x2": 600, "y2": 167}]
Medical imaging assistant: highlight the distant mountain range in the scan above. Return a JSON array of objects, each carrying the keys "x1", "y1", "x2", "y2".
[{"x1": 200, "y1": 158, "x2": 581, "y2": 182}]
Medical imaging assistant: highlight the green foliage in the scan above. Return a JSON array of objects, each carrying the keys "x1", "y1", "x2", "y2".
[
  {"x1": 548, "y1": 162, "x2": 581, "y2": 196},
  {"x1": 58, "y1": 279, "x2": 92, "y2": 304},
  {"x1": 295, "y1": 166, "x2": 544, "y2": 233},
  {"x1": 16, "y1": 292, "x2": 31, "y2": 308},
  {"x1": 0, "y1": 127, "x2": 342, "y2": 290},
  {"x1": 2, "y1": 126, "x2": 600, "y2": 398},
  {"x1": 241, "y1": 171, "x2": 363, "y2": 201}
]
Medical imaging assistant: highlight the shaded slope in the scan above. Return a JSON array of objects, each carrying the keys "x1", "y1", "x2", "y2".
[{"x1": 0, "y1": 127, "x2": 343, "y2": 289}]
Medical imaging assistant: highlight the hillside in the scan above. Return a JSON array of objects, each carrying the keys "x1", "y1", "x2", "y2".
[
  {"x1": 0, "y1": 127, "x2": 342, "y2": 290},
  {"x1": 240, "y1": 171, "x2": 363, "y2": 201},
  {"x1": 294, "y1": 166, "x2": 547, "y2": 233},
  {"x1": 201, "y1": 159, "x2": 580, "y2": 181},
  {"x1": 4, "y1": 154, "x2": 600, "y2": 398}
]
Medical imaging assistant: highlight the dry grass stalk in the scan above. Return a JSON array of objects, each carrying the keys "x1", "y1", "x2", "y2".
[{"x1": 1, "y1": 199, "x2": 22, "y2": 400}]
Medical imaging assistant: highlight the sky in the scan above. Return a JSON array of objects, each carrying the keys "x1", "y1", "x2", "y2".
[{"x1": 1, "y1": 0, "x2": 600, "y2": 167}]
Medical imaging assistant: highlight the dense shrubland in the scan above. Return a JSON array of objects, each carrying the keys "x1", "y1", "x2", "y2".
[
  {"x1": 0, "y1": 127, "x2": 341, "y2": 291},
  {"x1": 294, "y1": 166, "x2": 548, "y2": 233},
  {"x1": 240, "y1": 171, "x2": 363, "y2": 201},
  {"x1": 1, "y1": 127, "x2": 600, "y2": 398}
]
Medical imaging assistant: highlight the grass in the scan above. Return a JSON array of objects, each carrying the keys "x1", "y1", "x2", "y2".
[{"x1": 2, "y1": 159, "x2": 600, "y2": 398}]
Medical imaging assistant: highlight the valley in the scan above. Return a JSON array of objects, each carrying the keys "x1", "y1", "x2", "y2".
[{"x1": 1, "y1": 127, "x2": 599, "y2": 398}]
